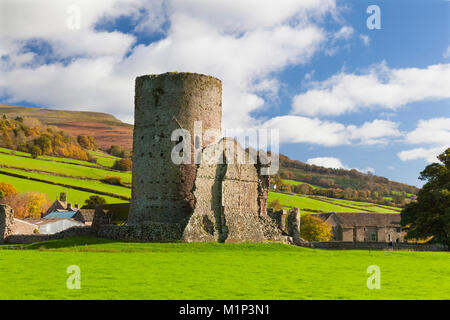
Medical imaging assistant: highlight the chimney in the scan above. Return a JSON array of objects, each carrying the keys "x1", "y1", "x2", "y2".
[
  {"x1": 60, "y1": 192, "x2": 67, "y2": 207},
  {"x1": 67, "y1": 203, "x2": 72, "y2": 211},
  {"x1": 74, "y1": 204, "x2": 79, "y2": 210}
]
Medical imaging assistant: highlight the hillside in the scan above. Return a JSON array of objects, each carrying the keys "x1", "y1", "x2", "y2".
[
  {"x1": 0, "y1": 105, "x2": 133, "y2": 150},
  {"x1": 0, "y1": 105, "x2": 418, "y2": 211},
  {"x1": 0, "y1": 145, "x2": 401, "y2": 214}
]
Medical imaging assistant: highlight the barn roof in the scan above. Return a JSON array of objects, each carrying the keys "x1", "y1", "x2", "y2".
[{"x1": 316, "y1": 212, "x2": 401, "y2": 227}]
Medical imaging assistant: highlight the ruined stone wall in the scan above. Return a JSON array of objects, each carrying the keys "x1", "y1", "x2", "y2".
[
  {"x1": 129, "y1": 72, "x2": 222, "y2": 225},
  {"x1": 180, "y1": 138, "x2": 284, "y2": 243},
  {"x1": 0, "y1": 204, "x2": 14, "y2": 244}
]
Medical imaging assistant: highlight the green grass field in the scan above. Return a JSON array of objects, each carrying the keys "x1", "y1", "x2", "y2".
[
  {"x1": 268, "y1": 191, "x2": 400, "y2": 214},
  {"x1": 282, "y1": 179, "x2": 323, "y2": 189},
  {"x1": 0, "y1": 146, "x2": 399, "y2": 213},
  {"x1": 0, "y1": 152, "x2": 131, "y2": 182},
  {"x1": 0, "y1": 237, "x2": 448, "y2": 300},
  {"x1": 0, "y1": 168, "x2": 131, "y2": 198},
  {"x1": 87, "y1": 150, "x2": 120, "y2": 168},
  {"x1": 0, "y1": 173, "x2": 127, "y2": 204}
]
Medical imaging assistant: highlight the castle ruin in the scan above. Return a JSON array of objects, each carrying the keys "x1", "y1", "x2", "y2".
[{"x1": 125, "y1": 72, "x2": 286, "y2": 242}]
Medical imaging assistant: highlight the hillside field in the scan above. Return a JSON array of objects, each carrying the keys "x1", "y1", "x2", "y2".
[
  {"x1": 0, "y1": 147, "x2": 401, "y2": 212},
  {"x1": 0, "y1": 237, "x2": 448, "y2": 300},
  {"x1": 268, "y1": 191, "x2": 400, "y2": 214}
]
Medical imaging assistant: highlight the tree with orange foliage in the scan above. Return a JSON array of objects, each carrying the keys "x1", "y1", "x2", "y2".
[
  {"x1": 3, "y1": 192, "x2": 49, "y2": 219},
  {"x1": 0, "y1": 182, "x2": 17, "y2": 198},
  {"x1": 300, "y1": 214, "x2": 333, "y2": 241}
]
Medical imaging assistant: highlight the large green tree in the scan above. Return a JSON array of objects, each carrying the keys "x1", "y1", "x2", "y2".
[{"x1": 401, "y1": 148, "x2": 450, "y2": 245}]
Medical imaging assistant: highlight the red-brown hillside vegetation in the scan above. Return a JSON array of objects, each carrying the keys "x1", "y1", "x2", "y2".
[{"x1": 0, "y1": 105, "x2": 133, "y2": 150}]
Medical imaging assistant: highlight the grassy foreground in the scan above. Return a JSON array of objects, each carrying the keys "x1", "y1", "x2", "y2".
[{"x1": 0, "y1": 237, "x2": 448, "y2": 300}]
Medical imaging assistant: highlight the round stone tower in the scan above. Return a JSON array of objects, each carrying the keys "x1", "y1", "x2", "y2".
[{"x1": 128, "y1": 72, "x2": 222, "y2": 225}]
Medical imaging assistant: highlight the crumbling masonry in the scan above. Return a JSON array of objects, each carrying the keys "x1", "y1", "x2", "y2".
[{"x1": 122, "y1": 72, "x2": 289, "y2": 242}]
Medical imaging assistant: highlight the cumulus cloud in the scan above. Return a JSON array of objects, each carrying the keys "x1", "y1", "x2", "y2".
[
  {"x1": 398, "y1": 118, "x2": 450, "y2": 163},
  {"x1": 261, "y1": 116, "x2": 400, "y2": 146},
  {"x1": 307, "y1": 157, "x2": 347, "y2": 169},
  {"x1": 292, "y1": 62, "x2": 450, "y2": 116},
  {"x1": 0, "y1": 0, "x2": 338, "y2": 127},
  {"x1": 398, "y1": 147, "x2": 446, "y2": 163},
  {"x1": 306, "y1": 157, "x2": 374, "y2": 173},
  {"x1": 359, "y1": 34, "x2": 370, "y2": 46},
  {"x1": 443, "y1": 45, "x2": 450, "y2": 58},
  {"x1": 334, "y1": 26, "x2": 354, "y2": 40}
]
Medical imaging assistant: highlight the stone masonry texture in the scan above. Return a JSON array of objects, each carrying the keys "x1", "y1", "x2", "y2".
[{"x1": 126, "y1": 72, "x2": 286, "y2": 243}]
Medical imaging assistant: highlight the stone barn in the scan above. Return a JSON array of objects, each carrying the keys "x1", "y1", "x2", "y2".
[{"x1": 316, "y1": 212, "x2": 405, "y2": 243}]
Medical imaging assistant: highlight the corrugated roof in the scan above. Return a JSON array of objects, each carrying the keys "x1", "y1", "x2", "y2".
[{"x1": 44, "y1": 211, "x2": 78, "y2": 219}]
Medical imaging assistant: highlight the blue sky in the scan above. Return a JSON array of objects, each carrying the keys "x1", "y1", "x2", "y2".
[{"x1": 0, "y1": 0, "x2": 449, "y2": 187}]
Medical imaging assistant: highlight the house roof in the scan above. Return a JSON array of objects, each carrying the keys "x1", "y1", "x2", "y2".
[
  {"x1": 25, "y1": 218, "x2": 85, "y2": 226},
  {"x1": 317, "y1": 212, "x2": 401, "y2": 227},
  {"x1": 76, "y1": 209, "x2": 95, "y2": 221},
  {"x1": 44, "y1": 211, "x2": 78, "y2": 219}
]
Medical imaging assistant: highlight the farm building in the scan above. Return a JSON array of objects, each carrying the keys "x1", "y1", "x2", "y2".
[
  {"x1": 45, "y1": 192, "x2": 80, "y2": 216},
  {"x1": 13, "y1": 218, "x2": 86, "y2": 235},
  {"x1": 316, "y1": 212, "x2": 405, "y2": 243}
]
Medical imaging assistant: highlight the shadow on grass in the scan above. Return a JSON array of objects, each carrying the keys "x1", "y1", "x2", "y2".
[{"x1": 1, "y1": 236, "x2": 118, "y2": 250}]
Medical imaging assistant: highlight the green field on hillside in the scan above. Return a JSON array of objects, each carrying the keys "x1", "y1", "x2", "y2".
[
  {"x1": 268, "y1": 192, "x2": 399, "y2": 214},
  {"x1": 0, "y1": 147, "x2": 400, "y2": 213},
  {"x1": 0, "y1": 237, "x2": 448, "y2": 300},
  {"x1": 87, "y1": 150, "x2": 120, "y2": 168},
  {"x1": 0, "y1": 168, "x2": 131, "y2": 198},
  {"x1": 326, "y1": 198, "x2": 401, "y2": 213},
  {"x1": 0, "y1": 152, "x2": 131, "y2": 182},
  {"x1": 0, "y1": 147, "x2": 107, "y2": 168},
  {"x1": 0, "y1": 173, "x2": 126, "y2": 204},
  {"x1": 282, "y1": 179, "x2": 323, "y2": 189}
]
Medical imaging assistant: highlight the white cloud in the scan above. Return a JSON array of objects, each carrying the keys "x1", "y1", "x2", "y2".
[
  {"x1": 398, "y1": 117, "x2": 450, "y2": 163},
  {"x1": 359, "y1": 34, "x2": 370, "y2": 46},
  {"x1": 261, "y1": 116, "x2": 400, "y2": 146},
  {"x1": 292, "y1": 62, "x2": 450, "y2": 116},
  {"x1": 398, "y1": 146, "x2": 446, "y2": 163},
  {"x1": 443, "y1": 45, "x2": 450, "y2": 58},
  {"x1": 334, "y1": 26, "x2": 354, "y2": 40},
  {"x1": 307, "y1": 157, "x2": 347, "y2": 169},
  {"x1": 306, "y1": 157, "x2": 375, "y2": 173},
  {"x1": 404, "y1": 118, "x2": 450, "y2": 145},
  {"x1": 347, "y1": 119, "x2": 401, "y2": 145},
  {"x1": 0, "y1": 0, "x2": 338, "y2": 128}
]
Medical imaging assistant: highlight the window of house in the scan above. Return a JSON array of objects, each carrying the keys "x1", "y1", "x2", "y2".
[
  {"x1": 371, "y1": 232, "x2": 377, "y2": 241},
  {"x1": 396, "y1": 227, "x2": 401, "y2": 232}
]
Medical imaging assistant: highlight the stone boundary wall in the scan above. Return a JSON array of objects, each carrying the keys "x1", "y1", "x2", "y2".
[
  {"x1": 4, "y1": 226, "x2": 92, "y2": 244},
  {"x1": 308, "y1": 241, "x2": 448, "y2": 251},
  {"x1": 96, "y1": 223, "x2": 186, "y2": 243}
]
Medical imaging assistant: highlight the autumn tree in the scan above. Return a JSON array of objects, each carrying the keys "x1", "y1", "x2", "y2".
[
  {"x1": 84, "y1": 195, "x2": 107, "y2": 207},
  {"x1": 300, "y1": 214, "x2": 332, "y2": 241},
  {"x1": 29, "y1": 145, "x2": 42, "y2": 158},
  {"x1": 268, "y1": 198, "x2": 283, "y2": 212},
  {"x1": 0, "y1": 182, "x2": 18, "y2": 198},
  {"x1": 77, "y1": 135, "x2": 97, "y2": 150},
  {"x1": 401, "y1": 148, "x2": 450, "y2": 245},
  {"x1": 113, "y1": 158, "x2": 132, "y2": 171},
  {"x1": 293, "y1": 183, "x2": 313, "y2": 195},
  {"x1": 3, "y1": 192, "x2": 49, "y2": 219}
]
